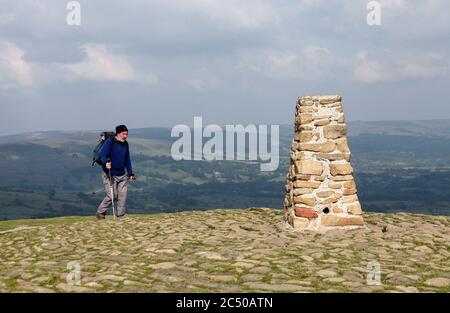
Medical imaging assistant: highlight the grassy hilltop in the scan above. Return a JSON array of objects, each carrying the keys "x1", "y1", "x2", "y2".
[{"x1": 0, "y1": 208, "x2": 449, "y2": 293}]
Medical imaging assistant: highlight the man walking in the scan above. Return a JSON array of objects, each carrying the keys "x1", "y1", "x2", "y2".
[{"x1": 96, "y1": 125, "x2": 135, "y2": 220}]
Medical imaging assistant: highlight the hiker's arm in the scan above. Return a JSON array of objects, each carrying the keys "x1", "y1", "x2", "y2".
[
  {"x1": 125, "y1": 146, "x2": 134, "y2": 177},
  {"x1": 100, "y1": 138, "x2": 113, "y2": 165}
]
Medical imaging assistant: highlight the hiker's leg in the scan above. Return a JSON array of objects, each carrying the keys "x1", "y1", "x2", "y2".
[
  {"x1": 115, "y1": 174, "x2": 128, "y2": 217},
  {"x1": 97, "y1": 172, "x2": 112, "y2": 214}
]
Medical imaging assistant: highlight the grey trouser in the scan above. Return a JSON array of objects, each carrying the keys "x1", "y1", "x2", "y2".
[{"x1": 97, "y1": 172, "x2": 128, "y2": 217}]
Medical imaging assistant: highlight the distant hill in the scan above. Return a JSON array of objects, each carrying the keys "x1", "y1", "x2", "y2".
[
  {"x1": 1, "y1": 119, "x2": 450, "y2": 220},
  {"x1": 3, "y1": 118, "x2": 450, "y2": 144},
  {"x1": 347, "y1": 119, "x2": 450, "y2": 139}
]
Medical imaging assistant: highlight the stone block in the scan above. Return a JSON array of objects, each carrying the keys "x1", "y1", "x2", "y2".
[
  {"x1": 324, "y1": 125, "x2": 347, "y2": 139},
  {"x1": 322, "y1": 197, "x2": 339, "y2": 205},
  {"x1": 293, "y1": 181, "x2": 321, "y2": 188},
  {"x1": 330, "y1": 175, "x2": 354, "y2": 181},
  {"x1": 293, "y1": 174, "x2": 313, "y2": 181},
  {"x1": 315, "y1": 114, "x2": 332, "y2": 120},
  {"x1": 300, "y1": 107, "x2": 314, "y2": 113},
  {"x1": 321, "y1": 215, "x2": 364, "y2": 227},
  {"x1": 293, "y1": 188, "x2": 314, "y2": 196},
  {"x1": 314, "y1": 119, "x2": 330, "y2": 126},
  {"x1": 343, "y1": 188, "x2": 357, "y2": 196},
  {"x1": 296, "y1": 114, "x2": 313, "y2": 125},
  {"x1": 336, "y1": 138, "x2": 350, "y2": 153},
  {"x1": 342, "y1": 195, "x2": 358, "y2": 203},
  {"x1": 293, "y1": 196, "x2": 316, "y2": 207},
  {"x1": 330, "y1": 163, "x2": 353, "y2": 176},
  {"x1": 296, "y1": 125, "x2": 314, "y2": 131},
  {"x1": 328, "y1": 182, "x2": 342, "y2": 189},
  {"x1": 295, "y1": 131, "x2": 313, "y2": 143},
  {"x1": 346, "y1": 202, "x2": 362, "y2": 215},
  {"x1": 292, "y1": 216, "x2": 310, "y2": 229},
  {"x1": 295, "y1": 159, "x2": 324, "y2": 175},
  {"x1": 316, "y1": 95, "x2": 341, "y2": 104},
  {"x1": 298, "y1": 98, "x2": 313, "y2": 106},
  {"x1": 343, "y1": 180, "x2": 356, "y2": 189},
  {"x1": 315, "y1": 153, "x2": 350, "y2": 161},
  {"x1": 294, "y1": 208, "x2": 318, "y2": 219},
  {"x1": 316, "y1": 190, "x2": 335, "y2": 198},
  {"x1": 299, "y1": 142, "x2": 336, "y2": 153}
]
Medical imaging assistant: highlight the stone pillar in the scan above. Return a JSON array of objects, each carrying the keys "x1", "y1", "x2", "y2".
[{"x1": 284, "y1": 95, "x2": 364, "y2": 231}]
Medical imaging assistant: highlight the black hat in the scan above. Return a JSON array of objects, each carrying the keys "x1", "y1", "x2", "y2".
[{"x1": 115, "y1": 125, "x2": 128, "y2": 134}]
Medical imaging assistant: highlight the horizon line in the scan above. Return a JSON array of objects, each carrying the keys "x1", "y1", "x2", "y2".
[{"x1": 2, "y1": 117, "x2": 450, "y2": 137}]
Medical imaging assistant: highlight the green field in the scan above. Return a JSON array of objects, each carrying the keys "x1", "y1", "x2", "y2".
[{"x1": 1, "y1": 120, "x2": 450, "y2": 219}]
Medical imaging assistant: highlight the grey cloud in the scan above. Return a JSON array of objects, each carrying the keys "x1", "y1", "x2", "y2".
[{"x1": 0, "y1": 0, "x2": 450, "y2": 135}]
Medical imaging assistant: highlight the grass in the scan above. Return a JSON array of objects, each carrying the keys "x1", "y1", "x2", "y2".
[
  {"x1": 4, "y1": 277, "x2": 18, "y2": 290},
  {"x1": 38, "y1": 274, "x2": 59, "y2": 287},
  {"x1": 0, "y1": 209, "x2": 449, "y2": 293},
  {"x1": 0, "y1": 215, "x2": 92, "y2": 231}
]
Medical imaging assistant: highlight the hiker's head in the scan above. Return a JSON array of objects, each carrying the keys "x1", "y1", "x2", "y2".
[{"x1": 115, "y1": 125, "x2": 128, "y2": 141}]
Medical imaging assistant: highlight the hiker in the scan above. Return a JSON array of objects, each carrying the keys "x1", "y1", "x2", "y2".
[{"x1": 96, "y1": 125, "x2": 135, "y2": 220}]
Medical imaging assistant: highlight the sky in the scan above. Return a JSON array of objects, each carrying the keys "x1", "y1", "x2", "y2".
[{"x1": 1, "y1": 0, "x2": 450, "y2": 135}]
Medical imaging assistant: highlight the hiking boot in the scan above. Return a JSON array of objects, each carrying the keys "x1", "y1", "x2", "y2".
[{"x1": 96, "y1": 212, "x2": 106, "y2": 220}]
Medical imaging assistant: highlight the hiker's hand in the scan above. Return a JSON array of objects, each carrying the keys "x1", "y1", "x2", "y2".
[
  {"x1": 128, "y1": 174, "x2": 135, "y2": 181},
  {"x1": 106, "y1": 162, "x2": 112, "y2": 169}
]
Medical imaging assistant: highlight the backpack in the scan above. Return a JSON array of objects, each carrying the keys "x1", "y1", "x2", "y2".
[{"x1": 92, "y1": 132, "x2": 115, "y2": 166}]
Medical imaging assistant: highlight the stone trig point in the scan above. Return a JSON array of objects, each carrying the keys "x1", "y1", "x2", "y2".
[{"x1": 284, "y1": 95, "x2": 364, "y2": 231}]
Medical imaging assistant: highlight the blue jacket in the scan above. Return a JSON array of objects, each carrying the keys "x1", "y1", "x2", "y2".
[{"x1": 100, "y1": 137, "x2": 133, "y2": 176}]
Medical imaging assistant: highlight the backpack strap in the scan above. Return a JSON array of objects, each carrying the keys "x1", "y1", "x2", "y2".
[{"x1": 106, "y1": 137, "x2": 116, "y2": 161}]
